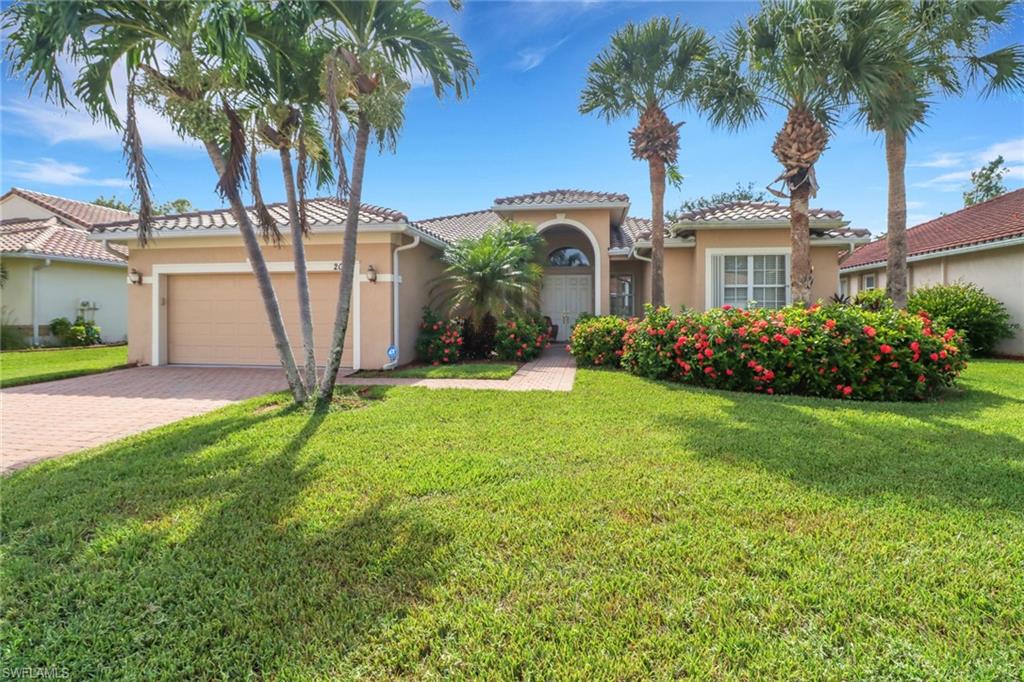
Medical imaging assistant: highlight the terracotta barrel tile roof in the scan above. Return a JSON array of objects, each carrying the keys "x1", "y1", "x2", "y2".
[
  {"x1": 92, "y1": 197, "x2": 407, "y2": 235},
  {"x1": 1, "y1": 217, "x2": 126, "y2": 263},
  {"x1": 616, "y1": 216, "x2": 653, "y2": 247},
  {"x1": 673, "y1": 200, "x2": 844, "y2": 223},
  {"x1": 494, "y1": 189, "x2": 629, "y2": 207},
  {"x1": 1, "y1": 187, "x2": 135, "y2": 228},
  {"x1": 841, "y1": 189, "x2": 1024, "y2": 270},
  {"x1": 413, "y1": 209, "x2": 503, "y2": 243}
]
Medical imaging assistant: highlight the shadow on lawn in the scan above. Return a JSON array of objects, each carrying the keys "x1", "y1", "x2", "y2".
[
  {"x1": 2, "y1": 397, "x2": 450, "y2": 677},
  {"x1": 658, "y1": 383, "x2": 1024, "y2": 513}
]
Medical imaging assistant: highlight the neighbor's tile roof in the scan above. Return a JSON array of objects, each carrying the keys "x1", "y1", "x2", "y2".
[
  {"x1": 841, "y1": 188, "x2": 1024, "y2": 270},
  {"x1": 92, "y1": 197, "x2": 407, "y2": 235},
  {"x1": 0, "y1": 217, "x2": 127, "y2": 263},
  {"x1": 1, "y1": 187, "x2": 136, "y2": 229},
  {"x1": 614, "y1": 216, "x2": 653, "y2": 248},
  {"x1": 673, "y1": 200, "x2": 844, "y2": 224},
  {"x1": 494, "y1": 189, "x2": 629, "y2": 207},
  {"x1": 413, "y1": 209, "x2": 503, "y2": 243}
]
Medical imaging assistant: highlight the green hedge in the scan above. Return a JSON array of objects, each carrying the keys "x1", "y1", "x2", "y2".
[
  {"x1": 908, "y1": 283, "x2": 1017, "y2": 356},
  {"x1": 568, "y1": 315, "x2": 629, "y2": 367}
]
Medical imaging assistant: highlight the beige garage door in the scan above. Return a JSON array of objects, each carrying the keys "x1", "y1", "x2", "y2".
[{"x1": 167, "y1": 273, "x2": 353, "y2": 366}]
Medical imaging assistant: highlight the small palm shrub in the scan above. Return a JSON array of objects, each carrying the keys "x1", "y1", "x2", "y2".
[
  {"x1": 854, "y1": 288, "x2": 892, "y2": 311},
  {"x1": 908, "y1": 283, "x2": 1016, "y2": 356},
  {"x1": 620, "y1": 303, "x2": 966, "y2": 401},
  {"x1": 49, "y1": 316, "x2": 102, "y2": 346},
  {"x1": 415, "y1": 308, "x2": 463, "y2": 365},
  {"x1": 495, "y1": 316, "x2": 549, "y2": 362},
  {"x1": 568, "y1": 315, "x2": 630, "y2": 367}
]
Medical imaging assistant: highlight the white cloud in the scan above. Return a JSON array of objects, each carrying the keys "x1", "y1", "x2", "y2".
[
  {"x1": 911, "y1": 137, "x2": 1024, "y2": 191},
  {"x1": 975, "y1": 137, "x2": 1024, "y2": 165},
  {"x1": 513, "y1": 36, "x2": 569, "y2": 72},
  {"x1": 910, "y1": 151, "x2": 966, "y2": 168},
  {"x1": 913, "y1": 165, "x2": 1024, "y2": 191},
  {"x1": 4, "y1": 158, "x2": 129, "y2": 187}
]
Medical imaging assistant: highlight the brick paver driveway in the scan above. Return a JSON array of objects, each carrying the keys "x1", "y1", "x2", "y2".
[{"x1": 1, "y1": 367, "x2": 286, "y2": 474}]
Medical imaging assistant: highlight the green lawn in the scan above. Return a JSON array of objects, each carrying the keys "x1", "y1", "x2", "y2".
[
  {"x1": 2, "y1": 361, "x2": 1022, "y2": 678},
  {"x1": 357, "y1": 362, "x2": 520, "y2": 380},
  {"x1": 0, "y1": 345, "x2": 131, "y2": 388}
]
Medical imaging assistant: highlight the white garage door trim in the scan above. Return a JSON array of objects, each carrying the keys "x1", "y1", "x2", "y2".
[{"x1": 150, "y1": 260, "x2": 372, "y2": 370}]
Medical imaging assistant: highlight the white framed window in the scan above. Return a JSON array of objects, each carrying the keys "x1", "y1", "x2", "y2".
[
  {"x1": 863, "y1": 273, "x2": 876, "y2": 290},
  {"x1": 707, "y1": 249, "x2": 790, "y2": 309},
  {"x1": 610, "y1": 274, "x2": 634, "y2": 317},
  {"x1": 840, "y1": 277, "x2": 850, "y2": 299}
]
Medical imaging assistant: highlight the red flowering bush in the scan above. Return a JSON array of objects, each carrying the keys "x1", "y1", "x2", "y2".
[
  {"x1": 568, "y1": 315, "x2": 629, "y2": 367},
  {"x1": 621, "y1": 303, "x2": 966, "y2": 401},
  {"x1": 415, "y1": 308, "x2": 463, "y2": 365},
  {"x1": 494, "y1": 315, "x2": 549, "y2": 362}
]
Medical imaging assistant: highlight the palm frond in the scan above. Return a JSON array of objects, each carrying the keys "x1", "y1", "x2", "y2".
[
  {"x1": 122, "y1": 81, "x2": 154, "y2": 246},
  {"x1": 250, "y1": 137, "x2": 281, "y2": 245},
  {"x1": 216, "y1": 100, "x2": 248, "y2": 201}
]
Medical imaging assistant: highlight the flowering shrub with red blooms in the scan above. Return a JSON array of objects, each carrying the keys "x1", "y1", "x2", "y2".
[
  {"x1": 494, "y1": 315, "x2": 549, "y2": 362},
  {"x1": 568, "y1": 315, "x2": 630, "y2": 367},
  {"x1": 415, "y1": 308, "x2": 463, "y2": 365},
  {"x1": 620, "y1": 303, "x2": 967, "y2": 401}
]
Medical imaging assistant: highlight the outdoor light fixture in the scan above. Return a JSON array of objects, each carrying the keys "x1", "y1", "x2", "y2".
[
  {"x1": 128, "y1": 269, "x2": 143, "y2": 285},
  {"x1": 367, "y1": 264, "x2": 378, "y2": 283}
]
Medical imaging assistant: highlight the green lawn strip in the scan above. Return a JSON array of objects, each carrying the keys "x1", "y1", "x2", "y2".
[
  {"x1": 356, "y1": 362, "x2": 520, "y2": 380},
  {"x1": 1, "y1": 361, "x2": 1022, "y2": 678},
  {"x1": 0, "y1": 345, "x2": 131, "y2": 388}
]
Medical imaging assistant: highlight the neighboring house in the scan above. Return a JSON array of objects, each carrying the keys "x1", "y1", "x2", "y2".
[
  {"x1": 1, "y1": 188, "x2": 132, "y2": 344},
  {"x1": 840, "y1": 189, "x2": 1024, "y2": 355},
  {"x1": 91, "y1": 189, "x2": 867, "y2": 370}
]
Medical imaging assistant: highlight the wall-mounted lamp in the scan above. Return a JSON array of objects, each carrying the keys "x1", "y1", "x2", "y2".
[
  {"x1": 367, "y1": 264, "x2": 378, "y2": 283},
  {"x1": 128, "y1": 268, "x2": 144, "y2": 285}
]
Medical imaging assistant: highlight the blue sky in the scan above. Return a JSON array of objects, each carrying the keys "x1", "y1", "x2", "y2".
[{"x1": 2, "y1": 0, "x2": 1022, "y2": 235}]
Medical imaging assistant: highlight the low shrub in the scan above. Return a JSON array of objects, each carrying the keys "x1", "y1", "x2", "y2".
[
  {"x1": 854, "y1": 288, "x2": 892, "y2": 311},
  {"x1": 49, "y1": 316, "x2": 102, "y2": 347},
  {"x1": 568, "y1": 315, "x2": 629, "y2": 367},
  {"x1": 415, "y1": 308, "x2": 463, "y2": 365},
  {"x1": 621, "y1": 303, "x2": 966, "y2": 401},
  {"x1": 494, "y1": 315, "x2": 549, "y2": 362},
  {"x1": 1, "y1": 308, "x2": 28, "y2": 350},
  {"x1": 908, "y1": 282, "x2": 1016, "y2": 356}
]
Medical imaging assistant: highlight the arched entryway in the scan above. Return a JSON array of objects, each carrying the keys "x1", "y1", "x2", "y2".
[{"x1": 537, "y1": 220, "x2": 600, "y2": 341}]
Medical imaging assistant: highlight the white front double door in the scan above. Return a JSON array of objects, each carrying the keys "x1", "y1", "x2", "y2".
[{"x1": 541, "y1": 274, "x2": 593, "y2": 341}]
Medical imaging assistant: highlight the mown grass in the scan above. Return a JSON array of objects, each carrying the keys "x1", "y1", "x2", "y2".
[
  {"x1": 0, "y1": 345, "x2": 130, "y2": 388},
  {"x1": 357, "y1": 362, "x2": 520, "y2": 380},
  {"x1": 1, "y1": 360, "x2": 1022, "y2": 678}
]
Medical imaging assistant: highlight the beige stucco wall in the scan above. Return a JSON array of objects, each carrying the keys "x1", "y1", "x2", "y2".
[
  {"x1": 0, "y1": 254, "x2": 127, "y2": 343},
  {"x1": 0, "y1": 195, "x2": 59, "y2": 222},
  {"x1": 839, "y1": 244, "x2": 1024, "y2": 355},
  {"x1": 123, "y1": 233, "x2": 400, "y2": 368},
  {"x1": 397, "y1": 238, "x2": 445, "y2": 364}
]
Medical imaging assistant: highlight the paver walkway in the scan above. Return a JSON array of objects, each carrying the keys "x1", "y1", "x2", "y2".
[
  {"x1": 1, "y1": 350, "x2": 576, "y2": 473},
  {"x1": 1, "y1": 367, "x2": 286, "y2": 473},
  {"x1": 340, "y1": 348, "x2": 577, "y2": 392}
]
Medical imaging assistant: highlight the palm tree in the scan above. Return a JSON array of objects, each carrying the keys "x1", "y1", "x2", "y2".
[
  {"x1": 700, "y1": 1, "x2": 899, "y2": 304},
  {"x1": 310, "y1": 0, "x2": 475, "y2": 403},
  {"x1": 851, "y1": 0, "x2": 1024, "y2": 309},
  {"x1": 579, "y1": 18, "x2": 712, "y2": 309},
  {"x1": 3, "y1": 0, "x2": 311, "y2": 401}
]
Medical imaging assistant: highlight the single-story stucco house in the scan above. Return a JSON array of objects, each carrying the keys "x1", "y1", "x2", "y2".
[
  {"x1": 1, "y1": 187, "x2": 131, "y2": 344},
  {"x1": 90, "y1": 189, "x2": 868, "y2": 370},
  {"x1": 840, "y1": 189, "x2": 1024, "y2": 356}
]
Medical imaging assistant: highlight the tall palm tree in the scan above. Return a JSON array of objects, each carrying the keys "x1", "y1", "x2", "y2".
[
  {"x1": 579, "y1": 18, "x2": 712, "y2": 309},
  {"x1": 310, "y1": 0, "x2": 475, "y2": 403},
  {"x1": 851, "y1": 0, "x2": 1024, "y2": 309},
  {"x1": 3, "y1": 0, "x2": 310, "y2": 401},
  {"x1": 701, "y1": 1, "x2": 899, "y2": 304}
]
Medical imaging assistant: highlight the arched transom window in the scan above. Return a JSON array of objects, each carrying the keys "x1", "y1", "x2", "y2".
[{"x1": 547, "y1": 247, "x2": 590, "y2": 267}]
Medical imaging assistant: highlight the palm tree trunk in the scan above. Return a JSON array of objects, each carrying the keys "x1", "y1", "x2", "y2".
[
  {"x1": 789, "y1": 181, "x2": 813, "y2": 304},
  {"x1": 649, "y1": 157, "x2": 666, "y2": 308},
  {"x1": 318, "y1": 112, "x2": 370, "y2": 402},
  {"x1": 203, "y1": 139, "x2": 306, "y2": 402},
  {"x1": 885, "y1": 130, "x2": 909, "y2": 309},
  {"x1": 278, "y1": 146, "x2": 318, "y2": 391}
]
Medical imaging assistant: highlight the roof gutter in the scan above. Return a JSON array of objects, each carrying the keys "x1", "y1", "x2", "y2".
[{"x1": 840, "y1": 235, "x2": 1024, "y2": 274}]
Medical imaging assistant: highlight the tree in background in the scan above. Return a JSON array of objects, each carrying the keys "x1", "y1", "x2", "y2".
[
  {"x1": 963, "y1": 156, "x2": 1011, "y2": 207},
  {"x1": 666, "y1": 181, "x2": 767, "y2": 222},
  {"x1": 94, "y1": 195, "x2": 194, "y2": 215},
  {"x1": 700, "y1": 1, "x2": 899, "y2": 304},
  {"x1": 851, "y1": 0, "x2": 1023, "y2": 309},
  {"x1": 580, "y1": 18, "x2": 713, "y2": 309}
]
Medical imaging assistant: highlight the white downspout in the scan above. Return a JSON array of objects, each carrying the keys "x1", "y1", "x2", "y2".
[
  {"x1": 102, "y1": 239, "x2": 126, "y2": 262},
  {"x1": 383, "y1": 233, "x2": 420, "y2": 370},
  {"x1": 31, "y1": 258, "x2": 53, "y2": 345}
]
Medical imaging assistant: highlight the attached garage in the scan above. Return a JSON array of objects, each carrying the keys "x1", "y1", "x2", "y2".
[{"x1": 163, "y1": 270, "x2": 354, "y2": 367}]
